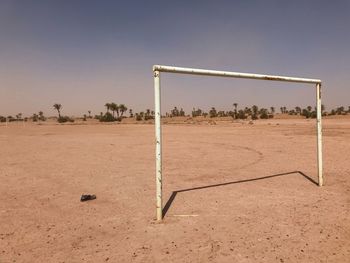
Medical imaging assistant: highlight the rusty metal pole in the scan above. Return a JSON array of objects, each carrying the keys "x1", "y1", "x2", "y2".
[
  {"x1": 154, "y1": 70, "x2": 163, "y2": 220},
  {"x1": 316, "y1": 83, "x2": 323, "y2": 186}
]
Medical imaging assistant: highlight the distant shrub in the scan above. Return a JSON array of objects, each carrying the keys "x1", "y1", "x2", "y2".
[
  {"x1": 58, "y1": 116, "x2": 74, "y2": 123},
  {"x1": 237, "y1": 110, "x2": 246, "y2": 119},
  {"x1": 302, "y1": 109, "x2": 311, "y2": 118},
  {"x1": 144, "y1": 115, "x2": 154, "y2": 120},
  {"x1": 7, "y1": 116, "x2": 15, "y2": 122},
  {"x1": 32, "y1": 114, "x2": 39, "y2": 122},
  {"x1": 251, "y1": 114, "x2": 258, "y2": 120},
  {"x1": 99, "y1": 112, "x2": 114, "y2": 122},
  {"x1": 310, "y1": 111, "x2": 317, "y2": 119},
  {"x1": 259, "y1": 112, "x2": 269, "y2": 119},
  {"x1": 136, "y1": 114, "x2": 142, "y2": 121},
  {"x1": 99, "y1": 112, "x2": 121, "y2": 122},
  {"x1": 0, "y1": 116, "x2": 6, "y2": 122}
]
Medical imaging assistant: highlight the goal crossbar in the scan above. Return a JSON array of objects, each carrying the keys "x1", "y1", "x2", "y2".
[
  {"x1": 153, "y1": 65, "x2": 321, "y2": 84},
  {"x1": 153, "y1": 65, "x2": 323, "y2": 221}
]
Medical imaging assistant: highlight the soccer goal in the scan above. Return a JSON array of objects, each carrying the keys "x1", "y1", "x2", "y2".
[{"x1": 153, "y1": 65, "x2": 323, "y2": 221}]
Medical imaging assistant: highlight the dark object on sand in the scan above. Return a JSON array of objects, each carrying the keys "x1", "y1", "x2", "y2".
[{"x1": 80, "y1": 194, "x2": 96, "y2": 202}]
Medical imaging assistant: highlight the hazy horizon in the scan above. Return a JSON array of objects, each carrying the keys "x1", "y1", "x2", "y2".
[{"x1": 1, "y1": 0, "x2": 350, "y2": 117}]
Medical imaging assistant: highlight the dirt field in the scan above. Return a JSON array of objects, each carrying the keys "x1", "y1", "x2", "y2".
[{"x1": 1, "y1": 119, "x2": 349, "y2": 262}]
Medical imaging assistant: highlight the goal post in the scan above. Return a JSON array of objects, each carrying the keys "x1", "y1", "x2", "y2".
[{"x1": 153, "y1": 65, "x2": 323, "y2": 221}]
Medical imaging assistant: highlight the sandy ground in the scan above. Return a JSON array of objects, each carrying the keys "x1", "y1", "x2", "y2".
[{"x1": 0, "y1": 119, "x2": 349, "y2": 262}]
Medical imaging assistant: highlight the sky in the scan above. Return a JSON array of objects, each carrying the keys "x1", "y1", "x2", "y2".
[{"x1": 0, "y1": 0, "x2": 349, "y2": 117}]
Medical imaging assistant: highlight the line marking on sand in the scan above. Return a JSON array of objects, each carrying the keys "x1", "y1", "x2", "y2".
[{"x1": 172, "y1": 214, "x2": 199, "y2": 217}]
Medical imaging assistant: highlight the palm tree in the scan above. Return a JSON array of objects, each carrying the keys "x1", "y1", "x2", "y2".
[
  {"x1": 270, "y1": 107, "x2": 275, "y2": 114},
  {"x1": 209, "y1": 107, "x2": 217, "y2": 118},
  {"x1": 32, "y1": 113, "x2": 39, "y2": 122},
  {"x1": 88, "y1": 110, "x2": 91, "y2": 118},
  {"x1": 336, "y1": 106, "x2": 344, "y2": 115},
  {"x1": 119, "y1": 104, "x2": 127, "y2": 117},
  {"x1": 252, "y1": 105, "x2": 258, "y2": 114},
  {"x1": 129, "y1": 109, "x2": 133, "y2": 118},
  {"x1": 179, "y1": 108, "x2": 185, "y2": 116},
  {"x1": 233, "y1": 103, "x2": 238, "y2": 119},
  {"x1": 38, "y1": 111, "x2": 45, "y2": 121},
  {"x1": 110, "y1": 103, "x2": 117, "y2": 118},
  {"x1": 105, "y1": 103, "x2": 111, "y2": 113},
  {"x1": 53, "y1": 104, "x2": 62, "y2": 118},
  {"x1": 295, "y1": 106, "x2": 301, "y2": 115},
  {"x1": 171, "y1": 106, "x2": 179, "y2": 117},
  {"x1": 243, "y1": 107, "x2": 250, "y2": 115},
  {"x1": 251, "y1": 105, "x2": 258, "y2": 120},
  {"x1": 115, "y1": 104, "x2": 120, "y2": 118}
]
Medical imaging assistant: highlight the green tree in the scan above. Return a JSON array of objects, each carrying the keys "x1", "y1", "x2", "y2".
[
  {"x1": 237, "y1": 110, "x2": 246, "y2": 119},
  {"x1": 192, "y1": 108, "x2": 202, "y2": 117},
  {"x1": 251, "y1": 105, "x2": 258, "y2": 120},
  {"x1": 53, "y1": 104, "x2": 62, "y2": 118},
  {"x1": 336, "y1": 106, "x2": 344, "y2": 115},
  {"x1": 209, "y1": 107, "x2": 217, "y2": 118},
  {"x1": 104, "y1": 103, "x2": 111, "y2": 113},
  {"x1": 171, "y1": 107, "x2": 179, "y2": 117},
  {"x1": 259, "y1": 108, "x2": 269, "y2": 119},
  {"x1": 302, "y1": 109, "x2": 310, "y2": 118},
  {"x1": 38, "y1": 111, "x2": 45, "y2": 121},
  {"x1": 32, "y1": 113, "x2": 39, "y2": 122},
  {"x1": 119, "y1": 104, "x2": 127, "y2": 117},
  {"x1": 179, "y1": 108, "x2": 185, "y2": 116},
  {"x1": 244, "y1": 107, "x2": 252, "y2": 116},
  {"x1": 110, "y1": 103, "x2": 118, "y2": 118},
  {"x1": 115, "y1": 104, "x2": 120, "y2": 118},
  {"x1": 233, "y1": 103, "x2": 238, "y2": 119},
  {"x1": 135, "y1": 113, "x2": 142, "y2": 121}
]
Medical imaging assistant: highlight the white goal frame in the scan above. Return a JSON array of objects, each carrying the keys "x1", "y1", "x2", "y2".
[{"x1": 153, "y1": 65, "x2": 323, "y2": 221}]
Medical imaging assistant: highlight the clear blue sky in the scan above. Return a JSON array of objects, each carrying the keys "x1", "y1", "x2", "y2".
[{"x1": 0, "y1": 0, "x2": 349, "y2": 116}]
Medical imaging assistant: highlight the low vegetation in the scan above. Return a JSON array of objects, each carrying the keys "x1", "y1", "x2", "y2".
[
  {"x1": 2, "y1": 104, "x2": 349, "y2": 124},
  {"x1": 94, "y1": 102, "x2": 128, "y2": 122},
  {"x1": 53, "y1": 103, "x2": 74, "y2": 123}
]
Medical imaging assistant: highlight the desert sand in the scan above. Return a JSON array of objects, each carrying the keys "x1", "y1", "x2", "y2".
[{"x1": 0, "y1": 118, "x2": 349, "y2": 262}]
